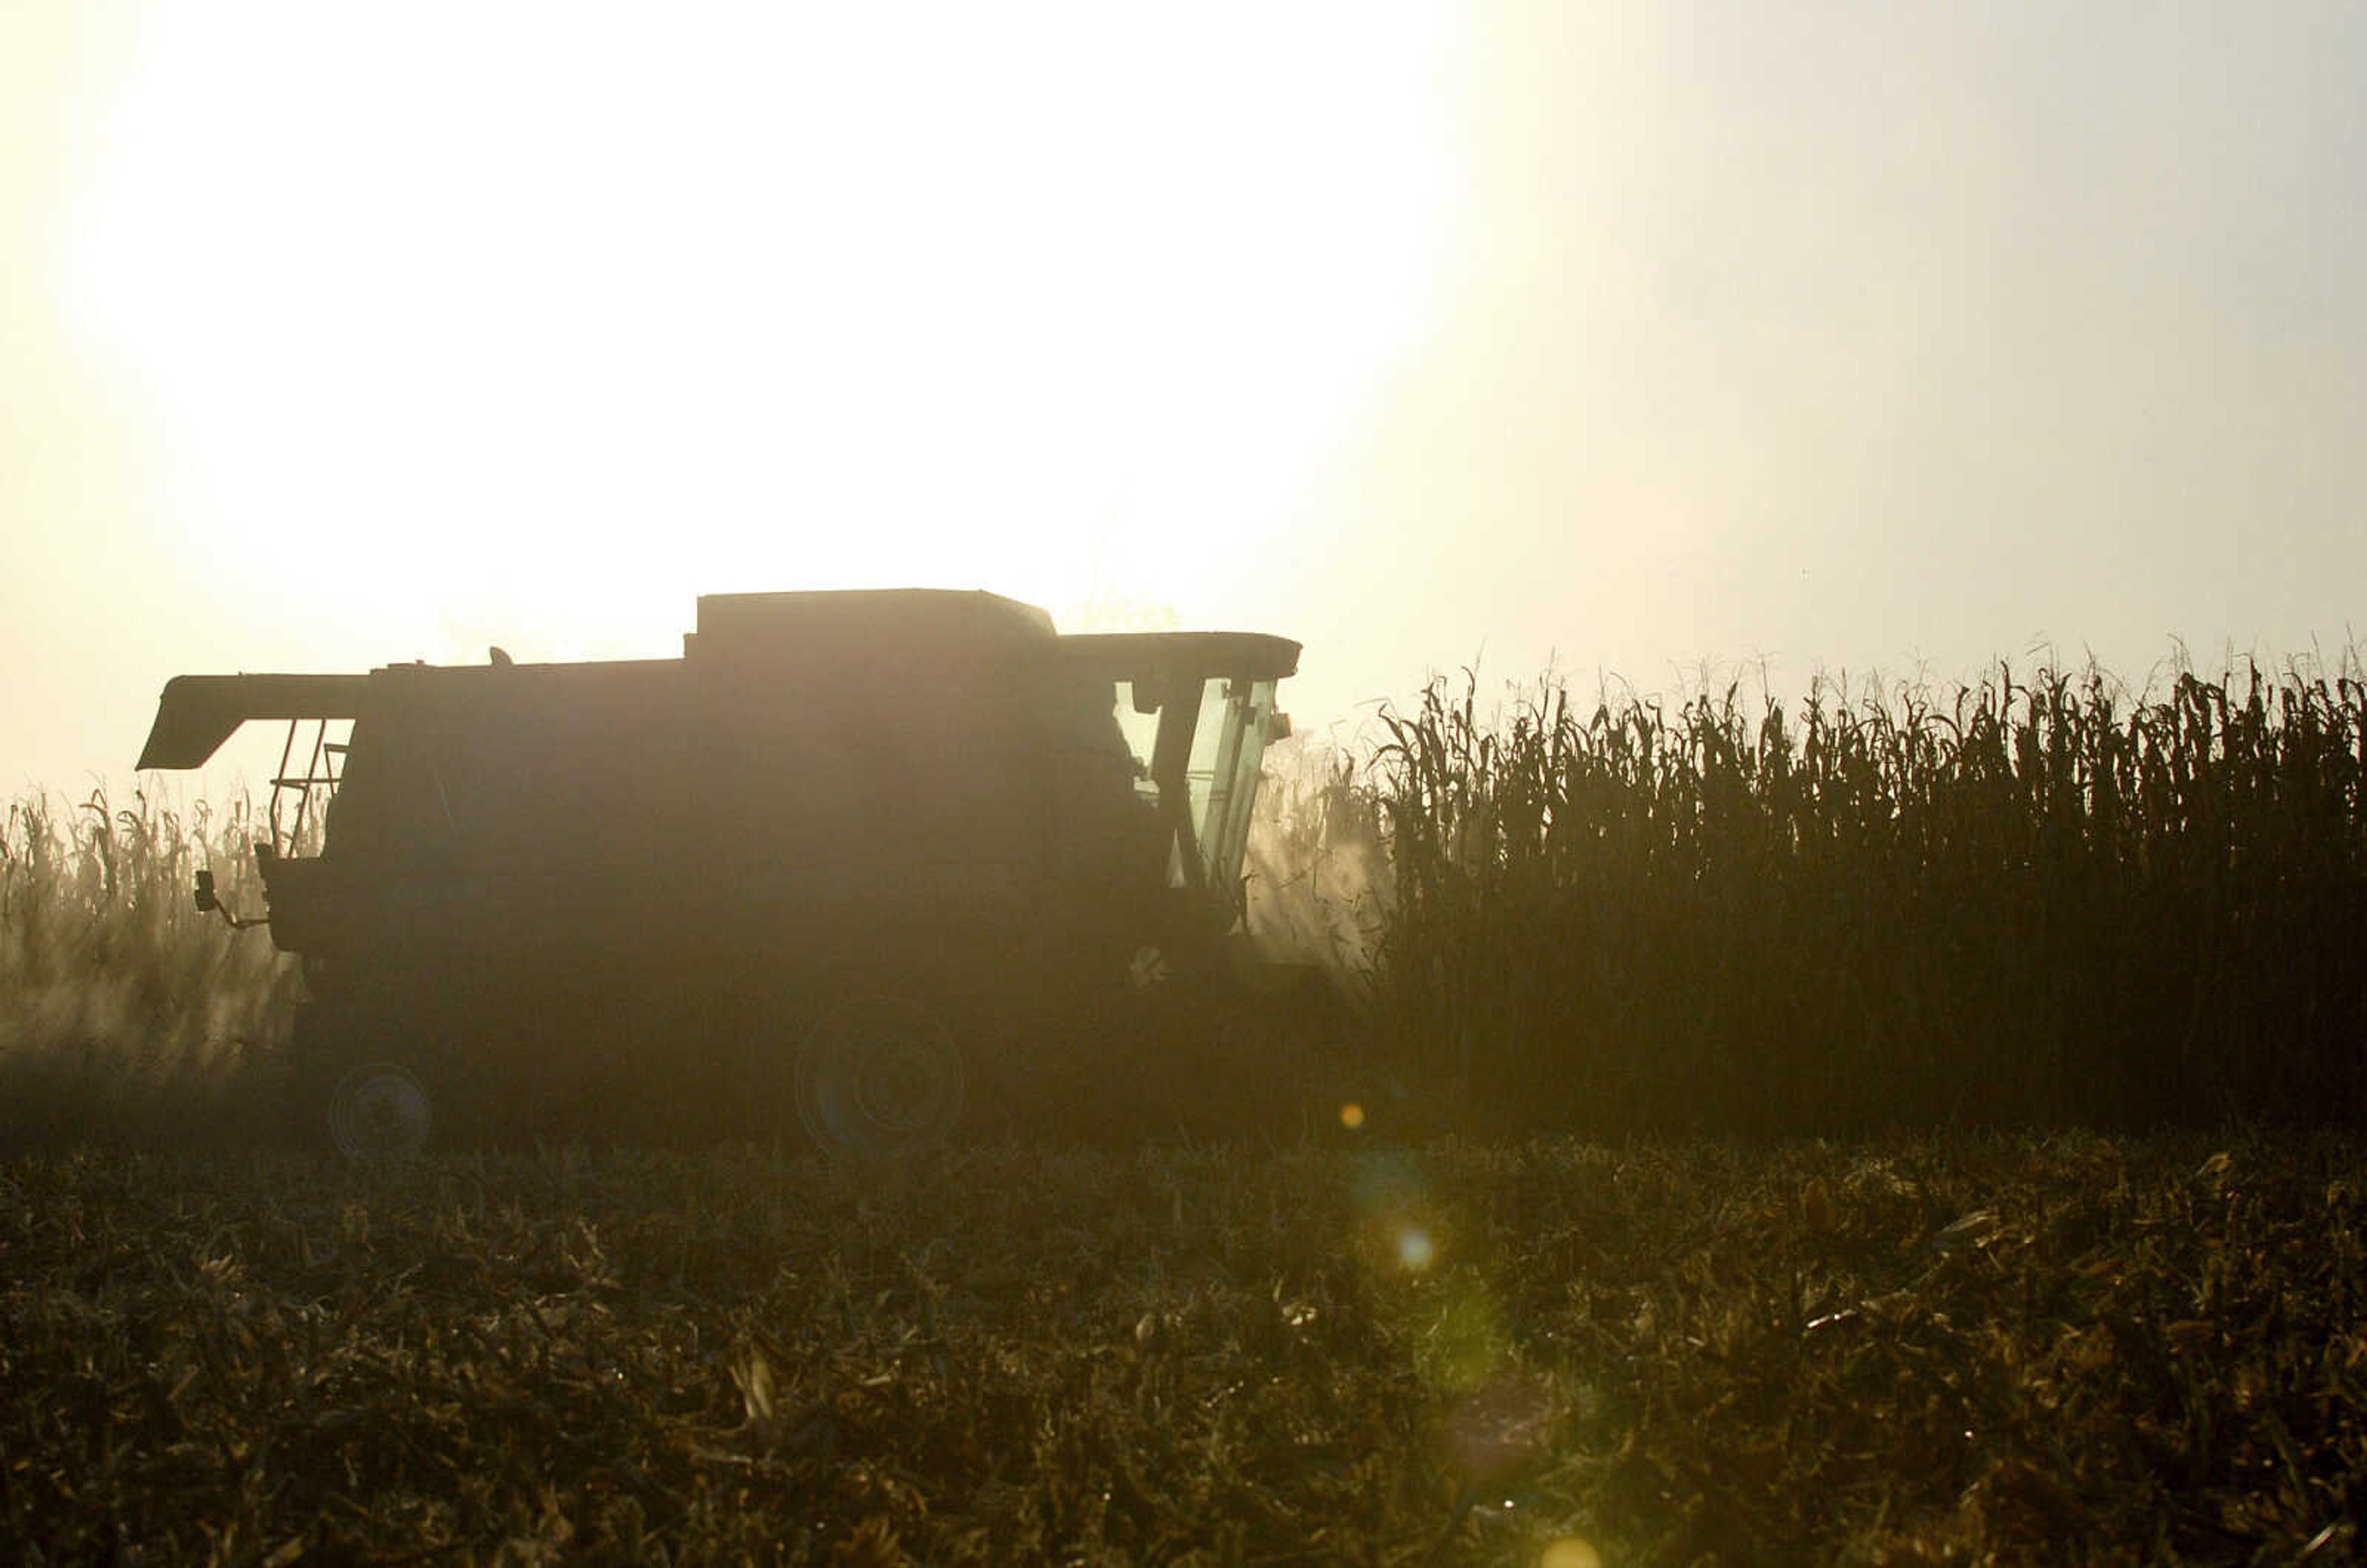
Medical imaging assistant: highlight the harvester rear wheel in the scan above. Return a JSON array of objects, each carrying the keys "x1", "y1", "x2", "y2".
[
  {"x1": 325, "y1": 1061, "x2": 435, "y2": 1159},
  {"x1": 794, "y1": 994, "x2": 966, "y2": 1156},
  {"x1": 285, "y1": 1000, "x2": 481, "y2": 1157}
]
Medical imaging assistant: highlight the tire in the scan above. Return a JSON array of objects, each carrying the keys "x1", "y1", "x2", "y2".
[
  {"x1": 284, "y1": 1002, "x2": 468, "y2": 1158},
  {"x1": 794, "y1": 994, "x2": 967, "y2": 1156},
  {"x1": 324, "y1": 1061, "x2": 435, "y2": 1159}
]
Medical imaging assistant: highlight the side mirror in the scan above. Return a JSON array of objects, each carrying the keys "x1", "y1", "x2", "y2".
[
  {"x1": 1267, "y1": 711, "x2": 1293, "y2": 742},
  {"x1": 192, "y1": 865, "x2": 268, "y2": 930}
]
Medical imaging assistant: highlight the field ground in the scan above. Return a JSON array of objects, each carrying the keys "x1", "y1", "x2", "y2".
[{"x1": 4, "y1": 1130, "x2": 2363, "y2": 1565}]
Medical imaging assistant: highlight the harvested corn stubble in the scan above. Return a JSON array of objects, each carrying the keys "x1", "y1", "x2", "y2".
[{"x1": 4, "y1": 1132, "x2": 2363, "y2": 1563}]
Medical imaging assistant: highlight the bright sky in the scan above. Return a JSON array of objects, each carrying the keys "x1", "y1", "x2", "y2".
[{"x1": 5, "y1": 1, "x2": 2362, "y2": 795}]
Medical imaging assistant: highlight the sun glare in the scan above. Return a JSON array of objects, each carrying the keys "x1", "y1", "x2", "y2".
[{"x1": 66, "y1": 3, "x2": 1450, "y2": 658}]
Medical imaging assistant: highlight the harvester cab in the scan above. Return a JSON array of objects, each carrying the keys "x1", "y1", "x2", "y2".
[{"x1": 137, "y1": 590, "x2": 1304, "y2": 1157}]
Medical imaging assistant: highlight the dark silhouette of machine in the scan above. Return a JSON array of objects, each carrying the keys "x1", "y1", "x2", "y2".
[{"x1": 139, "y1": 589, "x2": 1304, "y2": 1156}]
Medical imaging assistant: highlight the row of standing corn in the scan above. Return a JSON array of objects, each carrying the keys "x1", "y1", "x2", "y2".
[
  {"x1": 0, "y1": 790, "x2": 296, "y2": 1145},
  {"x1": 9, "y1": 650, "x2": 2363, "y2": 1144},
  {"x1": 1357, "y1": 656, "x2": 2366, "y2": 1132}
]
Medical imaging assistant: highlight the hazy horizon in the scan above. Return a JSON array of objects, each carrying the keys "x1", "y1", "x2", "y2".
[{"x1": 6, "y1": 1, "x2": 2361, "y2": 794}]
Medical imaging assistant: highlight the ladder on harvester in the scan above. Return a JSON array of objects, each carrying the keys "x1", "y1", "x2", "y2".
[{"x1": 268, "y1": 717, "x2": 350, "y2": 857}]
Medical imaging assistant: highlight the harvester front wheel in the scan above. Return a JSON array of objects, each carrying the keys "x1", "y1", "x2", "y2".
[{"x1": 794, "y1": 995, "x2": 966, "y2": 1156}]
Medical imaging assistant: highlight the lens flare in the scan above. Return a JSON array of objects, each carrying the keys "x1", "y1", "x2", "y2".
[
  {"x1": 1540, "y1": 1540, "x2": 1603, "y2": 1568},
  {"x1": 1339, "y1": 1101, "x2": 1365, "y2": 1129},
  {"x1": 1395, "y1": 1226, "x2": 1435, "y2": 1271}
]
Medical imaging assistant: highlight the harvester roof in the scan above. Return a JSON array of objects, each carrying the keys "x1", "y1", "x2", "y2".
[
  {"x1": 135, "y1": 589, "x2": 1302, "y2": 771},
  {"x1": 136, "y1": 674, "x2": 372, "y2": 771},
  {"x1": 1057, "y1": 631, "x2": 1301, "y2": 683}
]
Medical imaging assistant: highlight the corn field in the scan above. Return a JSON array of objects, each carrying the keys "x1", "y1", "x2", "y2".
[
  {"x1": 6, "y1": 657, "x2": 2367, "y2": 1560},
  {"x1": 1359, "y1": 655, "x2": 2367, "y2": 1133},
  {"x1": 0, "y1": 789, "x2": 298, "y2": 1149}
]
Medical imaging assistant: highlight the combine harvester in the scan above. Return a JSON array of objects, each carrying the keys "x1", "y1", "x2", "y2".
[{"x1": 139, "y1": 589, "x2": 1317, "y2": 1156}]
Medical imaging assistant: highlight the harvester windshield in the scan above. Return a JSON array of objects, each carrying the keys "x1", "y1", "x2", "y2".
[
  {"x1": 1109, "y1": 676, "x2": 1281, "y2": 894},
  {"x1": 1065, "y1": 630, "x2": 1298, "y2": 918}
]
